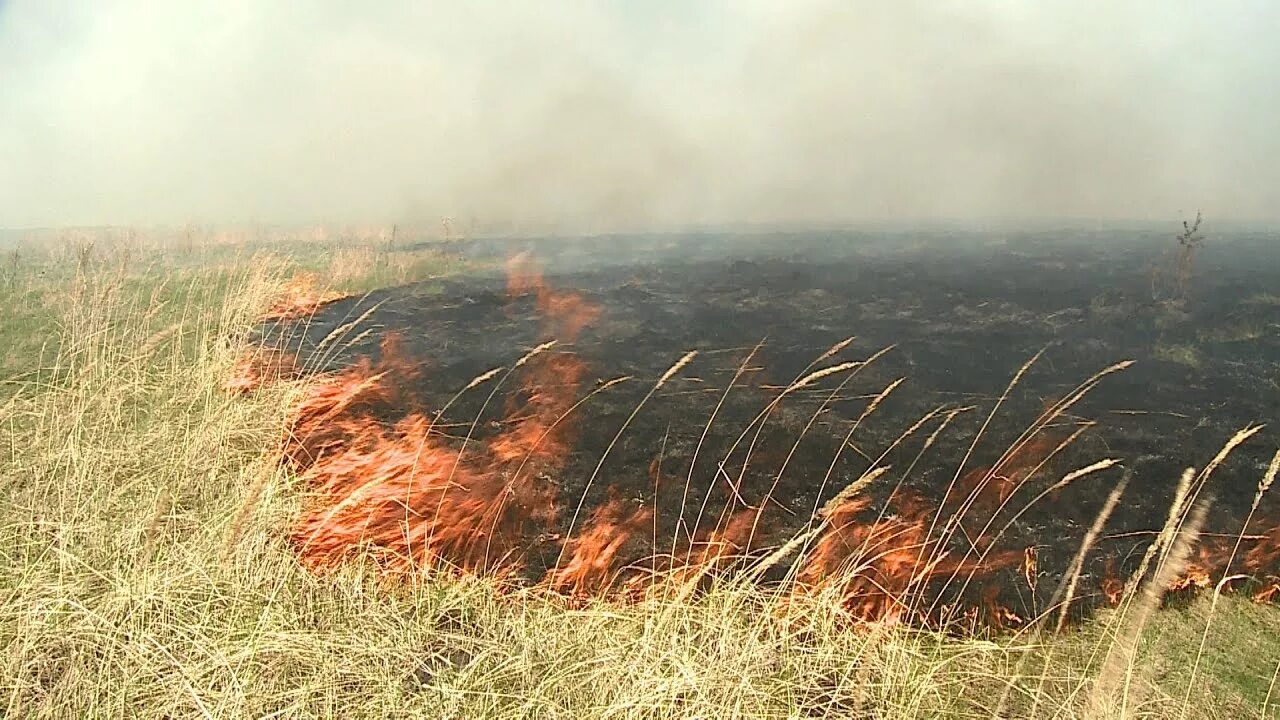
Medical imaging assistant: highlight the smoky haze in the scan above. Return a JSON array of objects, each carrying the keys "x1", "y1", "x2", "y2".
[{"x1": 2, "y1": 1, "x2": 1278, "y2": 231}]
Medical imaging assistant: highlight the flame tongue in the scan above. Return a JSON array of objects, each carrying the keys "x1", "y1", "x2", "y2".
[
  {"x1": 797, "y1": 492, "x2": 1023, "y2": 625},
  {"x1": 549, "y1": 492, "x2": 654, "y2": 596},
  {"x1": 286, "y1": 256, "x2": 599, "y2": 578},
  {"x1": 264, "y1": 272, "x2": 347, "y2": 321}
]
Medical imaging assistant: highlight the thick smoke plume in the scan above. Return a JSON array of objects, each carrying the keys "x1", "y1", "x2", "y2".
[{"x1": 2, "y1": 1, "x2": 1278, "y2": 230}]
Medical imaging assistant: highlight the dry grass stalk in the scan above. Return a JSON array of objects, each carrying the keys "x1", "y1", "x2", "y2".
[
  {"x1": 1088, "y1": 495, "x2": 1212, "y2": 719},
  {"x1": 1189, "y1": 425, "x2": 1265, "y2": 498},
  {"x1": 656, "y1": 350, "x2": 698, "y2": 389},
  {"x1": 1122, "y1": 467, "x2": 1196, "y2": 600},
  {"x1": 1180, "y1": 448, "x2": 1280, "y2": 716},
  {"x1": 1256, "y1": 449, "x2": 1280, "y2": 504},
  {"x1": 922, "y1": 406, "x2": 972, "y2": 453},
  {"x1": 139, "y1": 487, "x2": 173, "y2": 562},
  {"x1": 1056, "y1": 458, "x2": 1122, "y2": 490},
  {"x1": 789, "y1": 361, "x2": 862, "y2": 393},
  {"x1": 1056, "y1": 472, "x2": 1130, "y2": 633},
  {"x1": 855, "y1": 377, "x2": 906, "y2": 426},
  {"x1": 754, "y1": 463, "x2": 892, "y2": 582},
  {"x1": 816, "y1": 336, "x2": 856, "y2": 362},
  {"x1": 313, "y1": 301, "x2": 385, "y2": 354},
  {"x1": 463, "y1": 366, "x2": 504, "y2": 391},
  {"x1": 515, "y1": 340, "x2": 558, "y2": 368},
  {"x1": 819, "y1": 465, "x2": 893, "y2": 519},
  {"x1": 137, "y1": 323, "x2": 180, "y2": 357},
  {"x1": 749, "y1": 527, "x2": 821, "y2": 581},
  {"x1": 221, "y1": 468, "x2": 275, "y2": 564}
]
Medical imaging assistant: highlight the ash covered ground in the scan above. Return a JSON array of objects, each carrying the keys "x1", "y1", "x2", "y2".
[{"x1": 270, "y1": 230, "x2": 1280, "y2": 622}]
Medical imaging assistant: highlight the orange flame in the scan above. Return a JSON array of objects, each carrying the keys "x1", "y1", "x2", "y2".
[
  {"x1": 1112, "y1": 518, "x2": 1280, "y2": 605},
  {"x1": 799, "y1": 492, "x2": 1022, "y2": 625},
  {"x1": 548, "y1": 492, "x2": 654, "y2": 596},
  {"x1": 1254, "y1": 581, "x2": 1280, "y2": 604},
  {"x1": 956, "y1": 433, "x2": 1059, "y2": 518},
  {"x1": 287, "y1": 256, "x2": 599, "y2": 580},
  {"x1": 263, "y1": 272, "x2": 347, "y2": 322},
  {"x1": 1101, "y1": 559, "x2": 1124, "y2": 607},
  {"x1": 283, "y1": 334, "x2": 419, "y2": 467},
  {"x1": 291, "y1": 411, "x2": 561, "y2": 573},
  {"x1": 1224, "y1": 520, "x2": 1280, "y2": 603},
  {"x1": 507, "y1": 253, "x2": 600, "y2": 342}
]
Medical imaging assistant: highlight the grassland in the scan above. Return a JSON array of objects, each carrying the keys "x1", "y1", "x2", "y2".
[{"x1": 1, "y1": 235, "x2": 1278, "y2": 718}]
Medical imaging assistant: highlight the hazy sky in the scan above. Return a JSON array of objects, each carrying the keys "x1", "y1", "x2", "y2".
[{"x1": 2, "y1": 1, "x2": 1278, "y2": 230}]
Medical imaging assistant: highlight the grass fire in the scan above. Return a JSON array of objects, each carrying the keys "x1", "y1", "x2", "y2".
[
  {"x1": 4, "y1": 229, "x2": 1280, "y2": 718},
  {"x1": 232, "y1": 235, "x2": 1280, "y2": 636},
  {"x1": 5, "y1": 3, "x2": 1280, "y2": 715}
]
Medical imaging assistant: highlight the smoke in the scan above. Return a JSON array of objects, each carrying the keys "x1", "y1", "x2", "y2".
[{"x1": 2, "y1": 0, "x2": 1278, "y2": 230}]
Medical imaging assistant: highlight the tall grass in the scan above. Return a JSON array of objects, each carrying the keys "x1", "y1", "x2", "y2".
[{"x1": 0, "y1": 248, "x2": 1276, "y2": 718}]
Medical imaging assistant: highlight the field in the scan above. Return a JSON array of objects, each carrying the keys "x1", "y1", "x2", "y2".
[{"x1": 2, "y1": 228, "x2": 1279, "y2": 718}]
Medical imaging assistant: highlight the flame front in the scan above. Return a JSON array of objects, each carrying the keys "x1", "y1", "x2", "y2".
[{"x1": 228, "y1": 259, "x2": 1280, "y2": 628}]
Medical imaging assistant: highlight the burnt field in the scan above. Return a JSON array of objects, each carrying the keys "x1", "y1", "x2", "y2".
[{"x1": 263, "y1": 230, "x2": 1280, "y2": 626}]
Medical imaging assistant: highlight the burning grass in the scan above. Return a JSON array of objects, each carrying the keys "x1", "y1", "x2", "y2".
[
  {"x1": 236, "y1": 254, "x2": 1280, "y2": 635},
  {"x1": 261, "y1": 271, "x2": 349, "y2": 321},
  {"x1": 1, "y1": 241, "x2": 1279, "y2": 718}
]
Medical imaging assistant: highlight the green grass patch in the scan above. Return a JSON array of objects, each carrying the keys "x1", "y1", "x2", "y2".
[{"x1": 1153, "y1": 342, "x2": 1204, "y2": 368}]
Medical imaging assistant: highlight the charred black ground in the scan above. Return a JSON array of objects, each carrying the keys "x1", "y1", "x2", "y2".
[{"x1": 272, "y1": 230, "x2": 1279, "y2": 621}]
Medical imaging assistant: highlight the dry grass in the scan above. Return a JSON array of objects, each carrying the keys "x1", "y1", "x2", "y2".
[{"x1": 0, "y1": 243, "x2": 1277, "y2": 718}]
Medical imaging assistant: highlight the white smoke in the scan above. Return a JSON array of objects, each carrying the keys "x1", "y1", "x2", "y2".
[{"x1": 1, "y1": 0, "x2": 1277, "y2": 230}]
